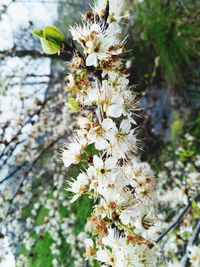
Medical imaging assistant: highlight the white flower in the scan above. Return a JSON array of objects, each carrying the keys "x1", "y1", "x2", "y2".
[
  {"x1": 84, "y1": 238, "x2": 95, "y2": 258},
  {"x1": 188, "y1": 245, "x2": 200, "y2": 267},
  {"x1": 107, "y1": 72, "x2": 129, "y2": 91},
  {"x1": 62, "y1": 140, "x2": 85, "y2": 167},
  {"x1": 68, "y1": 173, "x2": 89, "y2": 202},
  {"x1": 96, "y1": 247, "x2": 124, "y2": 267},
  {"x1": 85, "y1": 35, "x2": 107, "y2": 67},
  {"x1": 70, "y1": 23, "x2": 100, "y2": 45},
  {"x1": 164, "y1": 235, "x2": 178, "y2": 255},
  {"x1": 93, "y1": 0, "x2": 127, "y2": 23},
  {"x1": 85, "y1": 24, "x2": 123, "y2": 67},
  {"x1": 99, "y1": 185, "x2": 133, "y2": 210},
  {"x1": 130, "y1": 245, "x2": 158, "y2": 267},
  {"x1": 102, "y1": 87, "x2": 124, "y2": 118},
  {"x1": 86, "y1": 86, "x2": 100, "y2": 105},
  {"x1": 107, "y1": 119, "x2": 137, "y2": 159},
  {"x1": 119, "y1": 196, "x2": 155, "y2": 229},
  {"x1": 89, "y1": 155, "x2": 117, "y2": 178},
  {"x1": 88, "y1": 118, "x2": 116, "y2": 150}
]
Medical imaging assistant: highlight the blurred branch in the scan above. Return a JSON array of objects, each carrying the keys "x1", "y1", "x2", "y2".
[
  {"x1": 156, "y1": 194, "x2": 200, "y2": 242},
  {"x1": 0, "y1": 139, "x2": 25, "y2": 171},
  {"x1": 0, "y1": 101, "x2": 47, "y2": 162},
  {"x1": 5, "y1": 135, "x2": 64, "y2": 217},
  {"x1": 0, "y1": 162, "x2": 27, "y2": 185},
  {"x1": 0, "y1": 49, "x2": 71, "y2": 60},
  {"x1": 7, "y1": 81, "x2": 49, "y2": 86}
]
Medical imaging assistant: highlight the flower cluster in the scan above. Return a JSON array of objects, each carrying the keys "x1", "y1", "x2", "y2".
[{"x1": 62, "y1": 1, "x2": 160, "y2": 266}]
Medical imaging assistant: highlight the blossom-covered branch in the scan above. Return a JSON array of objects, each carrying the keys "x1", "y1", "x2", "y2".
[{"x1": 33, "y1": 0, "x2": 163, "y2": 266}]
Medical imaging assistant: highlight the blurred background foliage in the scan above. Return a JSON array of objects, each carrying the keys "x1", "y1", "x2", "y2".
[
  {"x1": 130, "y1": 0, "x2": 200, "y2": 87},
  {"x1": 0, "y1": 0, "x2": 199, "y2": 266}
]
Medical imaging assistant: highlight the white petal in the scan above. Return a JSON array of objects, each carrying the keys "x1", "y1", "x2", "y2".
[
  {"x1": 93, "y1": 155, "x2": 103, "y2": 168},
  {"x1": 87, "y1": 129, "x2": 96, "y2": 143},
  {"x1": 87, "y1": 88, "x2": 99, "y2": 104},
  {"x1": 87, "y1": 166, "x2": 96, "y2": 177},
  {"x1": 95, "y1": 137, "x2": 108, "y2": 150},
  {"x1": 85, "y1": 238, "x2": 94, "y2": 248},
  {"x1": 77, "y1": 173, "x2": 89, "y2": 184},
  {"x1": 70, "y1": 142, "x2": 81, "y2": 153},
  {"x1": 107, "y1": 104, "x2": 123, "y2": 118},
  {"x1": 91, "y1": 23, "x2": 101, "y2": 33},
  {"x1": 62, "y1": 150, "x2": 73, "y2": 167},
  {"x1": 120, "y1": 212, "x2": 130, "y2": 225},
  {"x1": 96, "y1": 249, "x2": 110, "y2": 263},
  {"x1": 70, "y1": 195, "x2": 79, "y2": 203},
  {"x1": 102, "y1": 118, "x2": 115, "y2": 131},
  {"x1": 86, "y1": 53, "x2": 98, "y2": 66},
  {"x1": 105, "y1": 157, "x2": 117, "y2": 169},
  {"x1": 134, "y1": 218, "x2": 143, "y2": 230},
  {"x1": 120, "y1": 119, "x2": 131, "y2": 133}
]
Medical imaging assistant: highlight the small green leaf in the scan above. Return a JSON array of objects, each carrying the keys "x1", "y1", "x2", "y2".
[
  {"x1": 32, "y1": 29, "x2": 43, "y2": 38},
  {"x1": 67, "y1": 97, "x2": 80, "y2": 113},
  {"x1": 32, "y1": 25, "x2": 65, "y2": 55},
  {"x1": 40, "y1": 39, "x2": 61, "y2": 55},
  {"x1": 43, "y1": 26, "x2": 64, "y2": 43}
]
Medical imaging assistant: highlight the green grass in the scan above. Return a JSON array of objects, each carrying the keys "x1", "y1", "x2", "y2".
[{"x1": 27, "y1": 232, "x2": 54, "y2": 267}]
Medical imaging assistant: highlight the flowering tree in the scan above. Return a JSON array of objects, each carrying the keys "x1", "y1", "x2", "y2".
[
  {"x1": 0, "y1": 57, "x2": 71, "y2": 266},
  {"x1": 33, "y1": 0, "x2": 164, "y2": 266}
]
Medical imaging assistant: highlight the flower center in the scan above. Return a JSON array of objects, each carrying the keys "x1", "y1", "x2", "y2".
[{"x1": 100, "y1": 168, "x2": 106, "y2": 174}]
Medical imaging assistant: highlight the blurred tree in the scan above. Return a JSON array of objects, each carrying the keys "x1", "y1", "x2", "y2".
[{"x1": 0, "y1": 1, "x2": 92, "y2": 266}]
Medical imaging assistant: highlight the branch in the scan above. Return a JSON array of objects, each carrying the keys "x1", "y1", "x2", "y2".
[
  {"x1": 0, "y1": 162, "x2": 27, "y2": 185},
  {"x1": 0, "y1": 49, "x2": 71, "y2": 60},
  {"x1": 0, "y1": 139, "x2": 25, "y2": 171},
  {"x1": 5, "y1": 135, "x2": 64, "y2": 216},
  {"x1": 156, "y1": 194, "x2": 200, "y2": 242},
  {"x1": 0, "y1": 105, "x2": 44, "y2": 161}
]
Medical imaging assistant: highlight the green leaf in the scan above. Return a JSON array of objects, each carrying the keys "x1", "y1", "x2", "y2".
[
  {"x1": 32, "y1": 29, "x2": 43, "y2": 38},
  {"x1": 43, "y1": 26, "x2": 64, "y2": 43},
  {"x1": 40, "y1": 38, "x2": 61, "y2": 55},
  {"x1": 32, "y1": 25, "x2": 65, "y2": 55},
  {"x1": 67, "y1": 97, "x2": 80, "y2": 113}
]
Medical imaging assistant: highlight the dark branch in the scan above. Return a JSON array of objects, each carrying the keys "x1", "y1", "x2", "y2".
[
  {"x1": 5, "y1": 135, "x2": 63, "y2": 216},
  {"x1": 156, "y1": 194, "x2": 200, "y2": 242},
  {"x1": 0, "y1": 49, "x2": 71, "y2": 60}
]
